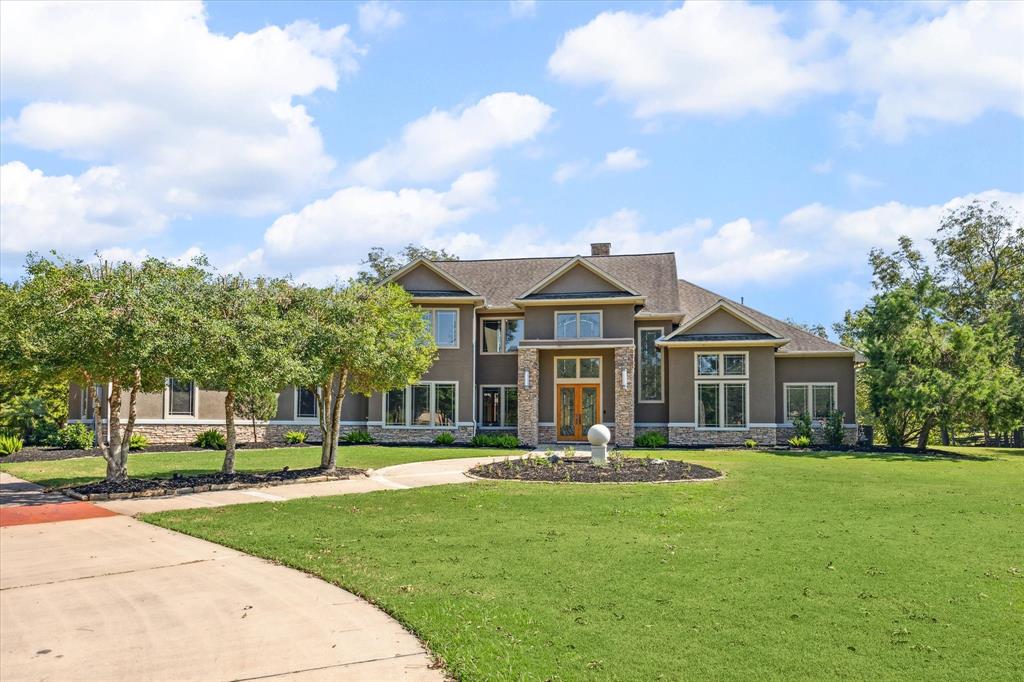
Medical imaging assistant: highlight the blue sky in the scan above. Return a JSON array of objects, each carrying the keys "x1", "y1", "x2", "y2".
[{"x1": 1, "y1": 0, "x2": 1022, "y2": 334}]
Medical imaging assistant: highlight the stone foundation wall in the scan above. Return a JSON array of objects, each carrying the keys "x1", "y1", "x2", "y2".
[
  {"x1": 537, "y1": 424, "x2": 616, "y2": 445},
  {"x1": 126, "y1": 422, "x2": 329, "y2": 445},
  {"x1": 777, "y1": 425, "x2": 858, "y2": 446},
  {"x1": 669, "y1": 426, "x2": 778, "y2": 447},
  {"x1": 367, "y1": 425, "x2": 476, "y2": 444}
]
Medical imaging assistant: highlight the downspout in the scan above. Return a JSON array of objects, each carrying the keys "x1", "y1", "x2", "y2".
[{"x1": 106, "y1": 381, "x2": 113, "y2": 446}]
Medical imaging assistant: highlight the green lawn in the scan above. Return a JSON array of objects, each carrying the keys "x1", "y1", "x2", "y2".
[
  {"x1": 145, "y1": 447, "x2": 1023, "y2": 681},
  {"x1": 0, "y1": 445, "x2": 520, "y2": 489}
]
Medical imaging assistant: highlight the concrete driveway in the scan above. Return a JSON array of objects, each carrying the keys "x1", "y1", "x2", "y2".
[{"x1": 0, "y1": 456, "x2": 507, "y2": 682}]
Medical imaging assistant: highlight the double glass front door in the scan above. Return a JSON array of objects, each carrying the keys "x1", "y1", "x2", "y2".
[{"x1": 557, "y1": 384, "x2": 600, "y2": 441}]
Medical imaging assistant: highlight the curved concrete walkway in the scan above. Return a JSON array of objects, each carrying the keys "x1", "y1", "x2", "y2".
[{"x1": 0, "y1": 455, "x2": 507, "y2": 682}]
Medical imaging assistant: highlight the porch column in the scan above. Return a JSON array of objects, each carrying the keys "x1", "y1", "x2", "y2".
[
  {"x1": 614, "y1": 346, "x2": 635, "y2": 447},
  {"x1": 517, "y1": 347, "x2": 539, "y2": 447}
]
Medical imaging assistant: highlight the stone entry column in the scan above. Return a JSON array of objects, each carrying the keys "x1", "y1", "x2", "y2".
[
  {"x1": 517, "y1": 347, "x2": 539, "y2": 447},
  {"x1": 613, "y1": 346, "x2": 635, "y2": 447}
]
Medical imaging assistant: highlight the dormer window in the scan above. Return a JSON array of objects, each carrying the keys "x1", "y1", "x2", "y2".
[{"x1": 555, "y1": 311, "x2": 601, "y2": 339}]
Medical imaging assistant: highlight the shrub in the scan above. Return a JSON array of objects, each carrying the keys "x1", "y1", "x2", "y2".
[
  {"x1": 343, "y1": 430, "x2": 374, "y2": 444},
  {"x1": 0, "y1": 431, "x2": 24, "y2": 455},
  {"x1": 51, "y1": 423, "x2": 95, "y2": 450},
  {"x1": 634, "y1": 431, "x2": 668, "y2": 448},
  {"x1": 284, "y1": 431, "x2": 307, "y2": 445},
  {"x1": 792, "y1": 412, "x2": 813, "y2": 440},
  {"x1": 823, "y1": 410, "x2": 845, "y2": 447},
  {"x1": 788, "y1": 435, "x2": 811, "y2": 448},
  {"x1": 470, "y1": 433, "x2": 520, "y2": 448},
  {"x1": 128, "y1": 434, "x2": 149, "y2": 451},
  {"x1": 744, "y1": 438, "x2": 757, "y2": 449},
  {"x1": 193, "y1": 429, "x2": 226, "y2": 450},
  {"x1": 434, "y1": 432, "x2": 456, "y2": 446}
]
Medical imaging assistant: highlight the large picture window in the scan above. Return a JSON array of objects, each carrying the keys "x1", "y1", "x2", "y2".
[
  {"x1": 784, "y1": 383, "x2": 838, "y2": 421},
  {"x1": 480, "y1": 386, "x2": 518, "y2": 427},
  {"x1": 384, "y1": 382, "x2": 457, "y2": 428},
  {"x1": 638, "y1": 328, "x2": 664, "y2": 402},
  {"x1": 168, "y1": 379, "x2": 195, "y2": 416},
  {"x1": 696, "y1": 381, "x2": 748, "y2": 429},
  {"x1": 481, "y1": 318, "x2": 523, "y2": 354},
  {"x1": 555, "y1": 311, "x2": 601, "y2": 339},
  {"x1": 421, "y1": 309, "x2": 459, "y2": 348},
  {"x1": 296, "y1": 387, "x2": 318, "y2": 418}
]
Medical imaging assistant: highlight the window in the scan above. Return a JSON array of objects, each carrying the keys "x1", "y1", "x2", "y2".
[
  {"x1": 554, "y1": 357, "x2": 601, "y2": 380},
  {"x1": 696, "y1": 381, "x2": 748, "y2": 429},
  {"x1": 784, "y1": 383, "x2": 838, "y2": 422},
  {"x1": 421, "y1": 309, "x2": 458, "y2": 348},
  {"x1": 481, "y1": 318, "x2": 523, "y2": 353},
  {"x1": 555, "y1": 311, "x2": 601, "y2": 339},
  {"x1": 638, "y1": 328, "x2": 664, "y2": 402},
  {"x1": 168, "y1": 379, "x2": 195, "y2": 416},
  {"x1": 695, "y1": 351, "x2": 748, "y2": 378},
  {"x1": 481, "y1": 386, "x2": 518, "y2": 427},
  {"x1": 296, "y1": 387, "x2": 318, "y2": 418},
  {"x1": 384, "y1": 382, "x2": 457, "y2": 428}
]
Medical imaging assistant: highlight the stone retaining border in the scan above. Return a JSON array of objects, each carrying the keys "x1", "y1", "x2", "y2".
[{"x1": 62, "y1": 472, "x2": 367, "y2": 501}]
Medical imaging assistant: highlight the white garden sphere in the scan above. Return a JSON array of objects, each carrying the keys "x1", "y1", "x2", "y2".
[{"x1": 587, "y1": 423, "x2": 611, "y2": 446}]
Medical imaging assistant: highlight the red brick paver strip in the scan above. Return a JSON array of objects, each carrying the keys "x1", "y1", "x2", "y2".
[{"x1": 0, "y1": 501, "x2": 119, "y2": 527}]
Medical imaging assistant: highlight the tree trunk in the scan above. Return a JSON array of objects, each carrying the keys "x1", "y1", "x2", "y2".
[
  {"x1": 223, "y1": 389, "x2": 237, "y2": 474},
  {"x1": 103, "y1": 381, "x2": 128, "y2": 482},
  {"x1": 940, "y1": 424, "x2": 950, "y2": 446},
  {"x1": 917, "y1": 416, "x2": 935, "y2": 451},
  {"x1": 320, "y1": 370, "x2": 347, "y2": 471},
  {"x1": 318, "y1": 381, "x2": 332, "y2": 469},
  {"x1": 119, "y1": 369, "x2": 141, "y2": 460},
  {"x1": 251, "y1": 416, "x2": 258, "y2": 447}
]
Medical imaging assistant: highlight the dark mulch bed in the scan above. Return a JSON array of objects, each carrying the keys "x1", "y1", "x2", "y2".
[
  {"x1": 67, "y1": 466, "x2": 364, "y2": 498},
  {"x1": 2, "y1": 442, "x2": 313, "y2": 463},
  {"x1": 469, "y1": 456, "x2": 721, "y2": 483}
]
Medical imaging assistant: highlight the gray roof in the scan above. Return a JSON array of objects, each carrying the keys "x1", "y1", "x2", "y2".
[{"x1": 674, "y1": 333, "x2": 777, "y2": 342}]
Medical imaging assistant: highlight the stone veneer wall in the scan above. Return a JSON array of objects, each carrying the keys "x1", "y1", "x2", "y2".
[
  {"x1": 517, "y1": 347, "x2": 540, "y2": 447},
  {"x1": 776, "y1": 425, "x2": 858, "y2": 446},
  {"x1": 537, "y1": 425, "x2": 616, "y2": 445},
  {"x1": 613, "y1": 346, "x2": 635, "y2": 447},
  {"x1": 366, "y1": 425, "x2": 476, "y2": 444},
  {"x1": 127, "y1": 422, "x2": 326, "y2": 445},
  {"x1": 668, "y1": 425, "x2": 859, "y2": 447}
]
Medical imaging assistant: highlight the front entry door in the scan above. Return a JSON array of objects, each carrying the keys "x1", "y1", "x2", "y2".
[{"x1": 557, "y1": 384, "x2": 600, "y2": 441}]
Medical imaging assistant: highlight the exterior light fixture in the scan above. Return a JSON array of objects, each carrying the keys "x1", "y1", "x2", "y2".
[
  {"x1": 622, "y1": 367, "x2": 629, "y2": 388},
  {"x1": 524, "y1": 369, "x2": 530, "y2": 388}
]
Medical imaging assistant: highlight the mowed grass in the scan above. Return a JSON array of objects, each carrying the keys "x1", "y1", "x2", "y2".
[
  {"x1": 0, "y1": 445, "x2": 521, "y2": 489},
  {"x1": 145, "y1": 447, "x2": 1023, "y2": 681}
]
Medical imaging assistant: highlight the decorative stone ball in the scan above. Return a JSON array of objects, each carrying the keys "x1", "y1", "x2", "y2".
[{"x1": 587, "y1": 423, "x2": 611, "y2": 446}]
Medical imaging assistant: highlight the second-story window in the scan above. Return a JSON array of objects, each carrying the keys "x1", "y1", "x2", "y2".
[
  {"x1": 555, "y1": 311, "x2": 601, "y2": 339},
  {"x1": 422, "y1": 309, "x2": 458, "y2": 348},
  {"x1": 481, "y1": 318, "x2": 523, "y2": 353}
]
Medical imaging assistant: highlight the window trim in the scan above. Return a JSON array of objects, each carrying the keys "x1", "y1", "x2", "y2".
[
  {"x1": 694, "y1": 379, "x2": 749, "y2": 431},
  {"x1": 637, "y1": 327, "x2": 665, "y2": 404},
  {"x1": 782, "y1": 382, "x2": 838, "y2": 424},
  {"x1": 164, "y1": 378, "x2": 198, "y2": 419},
  {"x1": 554, "y1": 310, "x2": 603, "y2": 340},
  {"x1": 553, "y1": 355, "x2": 603, "y2": 383},
  {"x1": 693, "y1": 350, "x2": 749, "y2": 379},
  {"x1": 479, "y1": 384, "x2": 518, "y2": 429},
  {"x1": 479, "y1": 317, "x2": 525, "y2": 355},
  {"x1": 294, "y1": 387, "x2": 319, "y2": 421},
  {"x1": 421, "y1": 307, "x2": 460, "y2": 349},
  {"x1": 381, "y1": 381, "x2": 459, "y2": 429}
]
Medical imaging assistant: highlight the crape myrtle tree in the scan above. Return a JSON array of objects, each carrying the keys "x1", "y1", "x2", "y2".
[{"x1": 292, "y1": 281, "x2": 436, "y2": 471}]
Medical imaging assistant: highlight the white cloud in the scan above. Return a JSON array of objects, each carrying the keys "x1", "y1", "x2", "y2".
[
  {"x1": 1, "y1": 1, "x2": 361, "y2": 216},
  {"x1": 548, "y1": 1, "x2": 1024, "y2": 139},
  {"x1": 553, "y1": 147, "x2": 648, "y2": 184},
  {"x1": 358, "y1": 1, "x2": 404, "y2": 33},
  {"x1": 348, "y1": 92, "x2": 553, "y2": 185},
  {"x1": 0, "y1": 161, "x2": 167, "y2": 253},
  {"x1": 600, "y1": 147, "x2": 648, "y2": 171},
  {"x1": 96, "y1": 245, "x2": 203, "y2": 266},
  {"x1": 553, "y1": 161, "x2": 585, "y2": 184},
  {"x1": 509, "y1": 1, "x2": 537, "y2": 19},
  {"x1": 263, "y1": 169, "x2": 497, "y2": 264},
  {"x1": 811, "y1": 159, "x2": 833, "y2": 174}
]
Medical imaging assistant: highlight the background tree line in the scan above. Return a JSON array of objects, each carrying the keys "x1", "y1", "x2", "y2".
[{"x1": 1, "y1": 245, "x2": 444, "y2": 481}]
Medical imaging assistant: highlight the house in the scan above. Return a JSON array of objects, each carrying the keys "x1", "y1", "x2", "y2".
[{"x1": 67, "y1": 244, "x2": 859, "y2": 447}]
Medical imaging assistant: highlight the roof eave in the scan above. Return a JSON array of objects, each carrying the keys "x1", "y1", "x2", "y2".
[
  {"x1": 514, "y1": 295, "x2": 646, "y2": 307},
  {"x1": 657, "y1": 338, "x2": 791, "y2": 348}
]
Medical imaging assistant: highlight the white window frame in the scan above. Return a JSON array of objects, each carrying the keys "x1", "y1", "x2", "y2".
[
  {"x1": 480, "y1": 317, "x2": 524, "y2": 355},
  {"x1": 694, "y1": 380, "x2": 749, "y2": 431},
  {"x1": 637, "y1": 327, "x2": 665, "y2": 403},
  {"x1": 554, "y1": 310, "x2": 603, "y2": 340},
  {"x1": 421, "y1": 308, "x2": 460, "y2": 349},
  {"x1": 694, "y1": 350, "x2": 749, "y2": 379},
  {"x1": 164, "y1": 378, "x2": 198, "y2": 419},
  {"x1": 783, "y1": 382, "x2": 838, "y2": 424},
  {"x1": 479, "y1": 385, "x2": 518, "y2": 429},
  {"x1": 382, "y1": 381, "x2": 459, "y2": 429},
  {"x1": 294, "y1": 387, "x2": 319, "y2": 421}
]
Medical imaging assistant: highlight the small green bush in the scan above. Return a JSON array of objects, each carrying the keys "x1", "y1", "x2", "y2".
[
  {"x1": 823, "y1": 410, "x2": 845, "y2": 447},
  {"x1": 193, "y1": 429, "x2": 226, "y2": 450},
  {"x1": 343, "y1": 430, "x2": 374, "y2": 444},
  {"x1": 52, "y1": 423, "x2": 95, "y2": 450},
  {"x1": 470, "y1": 433, "x2": 520, "y2": 448},
  {"x1": 634, "y1": 431, "x2": 668, "y2": 448},
  {"x1": 0, "y1": 432, "x2": 24, "y2": 455},
  {"x1": 434, "y1": 431, "x2": 456, "y2": 446},
  {"x1": 284, "y1": 431, "x2": 307, "y2": 444},
  {"x1": 128, "y1": 433, "x2": 149, "y2": 451},
  {"x1": 792, "y1": 412, "x2": 813, "y2": 440},
  {"x1": 744, "y1": 438, "x2": 757, "y2": 449},
  {"x1": 788, "y1": 435, "x2": 812, "y2": 448}
]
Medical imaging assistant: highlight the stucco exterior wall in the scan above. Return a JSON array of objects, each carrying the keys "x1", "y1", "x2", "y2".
[
  {"x1": 395, "y1": 266, "x2": 461, "y2": 291},
  {"x1": 476, "y1": 313, "x2": 521, "y2": 392},
  {"x1": 666, "y1": 347, "x2": 775, "y2": 423},
  {"x1": 686, "y1": 309, "x2": 761, "y2": 334},
  {"x1": 535, "y1": 265, "x2": 626, "y2": 295},
  {"x1": 524, "y1": 303, "x2": 635, "y2": 339},
  {"x1": 774, "y1": 356, "x2": 857, "y2": 422}
]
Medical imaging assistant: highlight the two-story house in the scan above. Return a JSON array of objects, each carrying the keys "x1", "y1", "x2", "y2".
[{"x1": 67, "y1": 244, "x2": 859, "y2": 447}]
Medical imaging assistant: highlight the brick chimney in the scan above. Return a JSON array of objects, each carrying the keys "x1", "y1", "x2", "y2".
[{"x1": 590, "y1": 242, "x2": 611, "y2": 256}]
